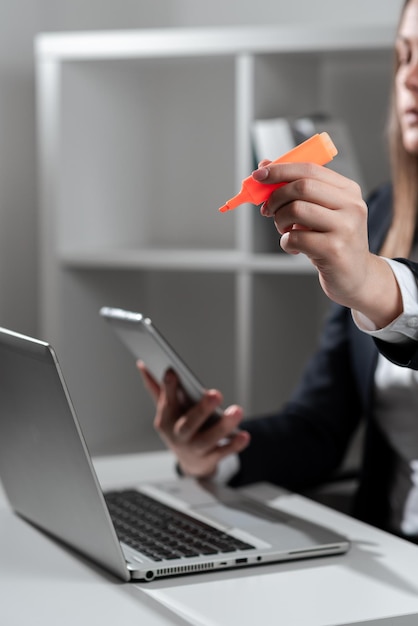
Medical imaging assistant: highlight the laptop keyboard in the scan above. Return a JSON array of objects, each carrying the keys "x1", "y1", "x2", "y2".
[{"x1": 105, "y1": 489, "x2": 255, "y2": 561}]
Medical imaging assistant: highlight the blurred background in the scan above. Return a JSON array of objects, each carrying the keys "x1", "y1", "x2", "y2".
[
  {"x1": 0, "y1": 0, "x2": 403, "y2": 337},
  {"x1": 0, "y1": 0, "x2": 406, "y2": 461}
]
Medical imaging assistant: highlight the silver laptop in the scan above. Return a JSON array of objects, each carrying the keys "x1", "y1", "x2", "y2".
[{"x1": 0, "y1": 326, "x2": 350, "y2": 582}]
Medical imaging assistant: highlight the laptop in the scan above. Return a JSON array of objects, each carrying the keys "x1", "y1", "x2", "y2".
[{"x1": 0, "y1": 326, "x2": 350, "y2": 582}]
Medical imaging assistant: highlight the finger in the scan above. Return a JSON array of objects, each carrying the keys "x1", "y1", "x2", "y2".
[
  {"x1": 187, "y1": 404, "x2": 246, "y2": 456},
  {"x1": 277, "y1": 192, "x2": 366, "y2": 243},
  {"x1": 273, "y1": 194, "x2": 362, "y2": 236},
  {"x1": 154, "y1": 368, "x2": 183, "y2": 434},
  {"x1": 263, "y1": 176, "x2": 356, "y2": 219},
  {"x1": 253, "y1": 161, "x2": 349, "y2": 188},
  {"x1": 177, "y1": 427, "x2": 250, "y2": 480},
  {"x1": 173, "y1": 389, "x2": 223, "y2": 442},
  {"x1": 212, "y1": 429, "x2": 251, "y2": 460},
  {"x1": 273, "y1": 200, "x2": 337, "y2": 235},
  {"x1": 136, "y1": 360, "x2": 161, "y2": 403},
  {"x1": 280, "y1": 227, "x2": 354, "y2": 260}
]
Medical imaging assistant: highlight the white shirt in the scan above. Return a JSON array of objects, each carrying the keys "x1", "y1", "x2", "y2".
[{"x1": 352, "y1": 258, "x2": 418, "y2": 343}]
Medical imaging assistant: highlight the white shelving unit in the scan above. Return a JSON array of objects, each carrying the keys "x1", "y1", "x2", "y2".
[{"x1": 35, "y1": 23, "x2": 395, "y2": 455}]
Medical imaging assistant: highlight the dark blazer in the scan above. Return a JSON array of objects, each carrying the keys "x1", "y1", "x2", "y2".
[{"x1": 231, "y1": 183, "x2": 400, "y2": 531}]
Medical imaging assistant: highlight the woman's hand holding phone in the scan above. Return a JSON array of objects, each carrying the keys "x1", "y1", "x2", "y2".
[{"x1": 137, "y1": 361, "x2": 250, "y2": 479}]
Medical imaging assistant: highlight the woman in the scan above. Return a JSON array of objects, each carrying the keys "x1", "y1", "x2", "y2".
[{"x1": 139, "y1": 0, "x2": 418, "y2": 541}]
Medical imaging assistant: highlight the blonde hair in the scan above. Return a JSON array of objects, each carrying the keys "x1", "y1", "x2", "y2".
[{"x1": 380, "y1": 0, "x2": 418, "y2": 258}]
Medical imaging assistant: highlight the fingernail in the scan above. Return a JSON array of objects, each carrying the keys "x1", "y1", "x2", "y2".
[
  {"x1": 207, "y1": 390, "x2": 220, "y2": 406},
  {"x1": 260, "y1": 201, "x2": 268, "y2": 216},
  {"x1": 252, "y1": 167, "x2": 269, "y2": 181}
]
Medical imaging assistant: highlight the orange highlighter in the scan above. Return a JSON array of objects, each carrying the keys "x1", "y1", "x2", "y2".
[{"x1": 218, "y1": 132, "x2": 337, "y2": 213}]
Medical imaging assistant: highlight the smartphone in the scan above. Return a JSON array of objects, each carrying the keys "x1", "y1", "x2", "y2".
[{"x1": 100, "y1": 306, "x2": 223, "y2": 429}]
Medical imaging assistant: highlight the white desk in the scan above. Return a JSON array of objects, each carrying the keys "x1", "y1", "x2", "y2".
[{"x1": 2, "y1": 451, "x2": 418, "y2": 626}]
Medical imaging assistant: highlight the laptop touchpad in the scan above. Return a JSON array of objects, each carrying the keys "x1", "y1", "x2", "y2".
[
  {"x1": 195, "y1": 500, "x2": 295, "y2": 545},
  {"x1": 196, "y1": 500, "x2": 339, "y2": 549}
]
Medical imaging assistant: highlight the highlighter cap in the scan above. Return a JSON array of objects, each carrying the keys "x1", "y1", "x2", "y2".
[{"x1": 318, "y1": 132, "x2": 338, "y2": 160}]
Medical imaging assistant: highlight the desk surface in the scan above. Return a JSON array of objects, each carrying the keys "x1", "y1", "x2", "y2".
[{"x1": 2, "y1": 450, "x2": 418, "y2": 626}]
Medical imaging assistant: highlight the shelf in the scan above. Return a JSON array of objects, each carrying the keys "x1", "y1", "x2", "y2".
[
  {"x1": 36, "y1": 23, "x2": 395, "y2": 455},
  {"x1": 60, "y1": 248, "x2": 244, "y2": 271},
  {"x1": 59, "y1": 248, "x2": 316, "y2": 274},
  {"x1": 35, "y1": 23, "x2": 395, "y2": 61}
]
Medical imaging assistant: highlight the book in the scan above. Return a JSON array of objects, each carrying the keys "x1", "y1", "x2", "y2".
[
  {"x1": 251, "y1": 117, "x2": 295, "y2": 163},
  {"x1": 252, "y1": 113, "x2": 365, "y2": 190}
]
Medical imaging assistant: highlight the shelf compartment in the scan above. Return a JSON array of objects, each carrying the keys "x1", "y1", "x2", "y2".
[
  {"x1": 55, "y1": 268, "x2": 237, "y2": 455},
  {"x1": 56, "y1": 56, "x2": 237, "y2": 252}
]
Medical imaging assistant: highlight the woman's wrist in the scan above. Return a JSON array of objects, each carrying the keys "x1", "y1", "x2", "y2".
[{"x1": 351, "y1": 255, "x2": 403, "y2": 330}]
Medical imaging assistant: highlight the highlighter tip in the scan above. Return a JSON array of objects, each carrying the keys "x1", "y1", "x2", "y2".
[{"x1": 219, "y1": 192, "x2": 244, "y2": 212}]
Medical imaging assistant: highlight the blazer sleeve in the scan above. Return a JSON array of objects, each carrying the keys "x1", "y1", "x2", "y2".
[
  {"x1": 374, "y1": 258, "x2": 418, "y2": 369},
  {"x1": 230, "y1": 303, "x2": 363, "y2": 491}
]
